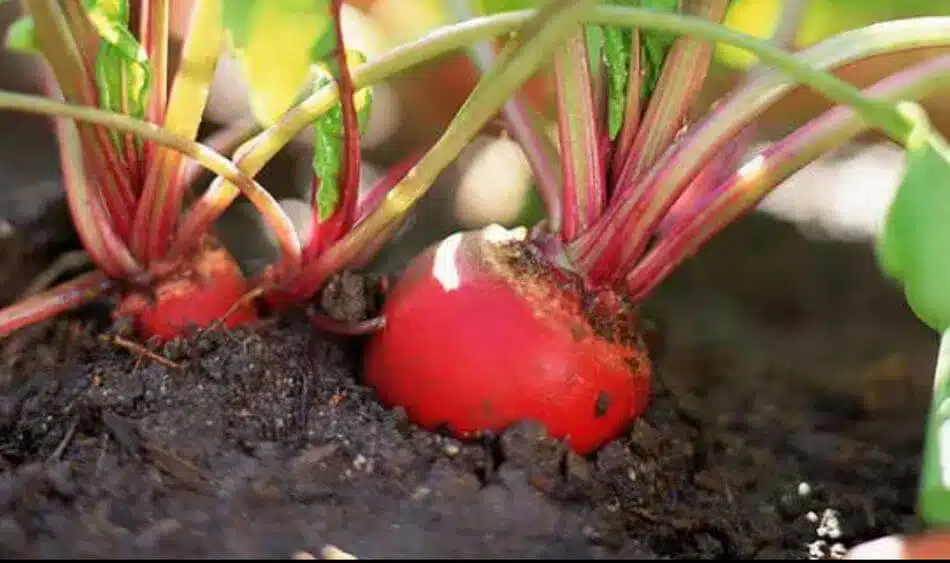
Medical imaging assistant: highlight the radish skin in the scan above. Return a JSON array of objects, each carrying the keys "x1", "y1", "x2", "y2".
[
  {"x1": 116, "y1": 247, "x2": 258, "y2": 343},
  {"x1": 364, "y1": 225, "x2": 652, "y2": 455}
]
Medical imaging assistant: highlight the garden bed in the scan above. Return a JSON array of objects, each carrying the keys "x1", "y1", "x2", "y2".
[{"x1": 0, "y1": 172, "x2": 937, "y2": 558}]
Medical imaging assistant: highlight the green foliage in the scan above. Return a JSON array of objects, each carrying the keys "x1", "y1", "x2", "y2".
[
  {"x1": 474, "y1": 0, "x2": 679, "y2": 140},
  {"x1": 84, "y1": 0, "x2": 151, "y2": 151},
  {"x1": 311, "y1": 54, "x2": 374, "y2": 221},
  {"x1": 222, "y1": 0, "x2": 334, "y2": 126},
  {"x1": 3, "y1": 16, "x2": 38, "y2": 54},
  {"x1": 877, "y1": 103, "x2": 950, "y2": 333}
]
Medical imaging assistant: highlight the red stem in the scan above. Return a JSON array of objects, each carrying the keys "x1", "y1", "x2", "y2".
[
  {"x1": 310, "y1": 0, "x2": 362, "y2": 255},
  {"x1": 140, "y1": 0, "x2": 169, "y2": 125},
  {"x1": 0, "y1": 270, "x2": 114, "y2": 338},
  {"x1": 655, "y1": 126, "x2": 754, "y2": 235},
  {"x1": 624, "y1": 54, "x2": 950, "y2": 299},
  {"x1": 553, "y1": 28, "x2": 606, "y2": 243}
]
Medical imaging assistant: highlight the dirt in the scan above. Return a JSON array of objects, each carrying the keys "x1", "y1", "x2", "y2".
[{"x1": 0, "y1": 201, "x2": 937, "y2": 559}]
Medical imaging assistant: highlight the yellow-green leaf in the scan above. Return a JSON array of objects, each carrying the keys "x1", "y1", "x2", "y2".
[
  {"x1": 83, "y1": 0, "x2": 151, "y2": 150},
  {"x1": 877, "y1": 102, "x2": 950, "y2": 333},
  {"x1": 311, "y1": 52, "x2": 373, "y2": 221},
  {"x1": 223, "y1": 0, "x2": 333, "y2": 126},
  {"x1": 4, "y1": 16, "x2": 38, "y2": 54}
]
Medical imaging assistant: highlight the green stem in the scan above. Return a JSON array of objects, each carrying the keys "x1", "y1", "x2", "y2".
[
  {"x1": 919, "y1": 328, "x2": 950, "y2": 527},
  {"x1": 0, "y1": 89, "x2": 302, "y2": 281},
  {"x1": 592, "y1": 5, "x2": 913, "y2": 141}
]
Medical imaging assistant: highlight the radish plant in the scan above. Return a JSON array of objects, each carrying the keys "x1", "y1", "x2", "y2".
[
  {"x1": 359, "y1": 3, "x2": 950, "y2": 455},
  {"x1": 0, "y1": 0, "x2": 582, "y2": 342},
  {"x1": 0, "y1": 0, "x2": 358, "y2": 341}
]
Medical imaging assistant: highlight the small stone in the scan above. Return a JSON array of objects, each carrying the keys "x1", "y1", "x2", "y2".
[
  {"x1": 807, "y1": 539, "x2": 827, "y2": 560},
  {"x1": 798, "y1": 482, "x2": 812, "y2": 497},
  {"x1": 817, "y1": 508, "x2": 843, "y2": 540}
]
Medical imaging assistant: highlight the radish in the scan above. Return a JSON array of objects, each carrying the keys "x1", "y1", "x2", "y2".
[
  {"x1": 365, "y1": 225, "x2": 651, "y2": 454},
  {"x1": 117, "y1": 246, "x2": 258, "y2": 342},
  {"x1": 362, "y1": 4, "x2": 950, "y2": 454}
]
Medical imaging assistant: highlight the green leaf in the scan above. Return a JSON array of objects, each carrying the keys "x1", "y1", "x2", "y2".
[
  {"x1": 83, "y1": 0, "x2": 151, "y2": 151},
  {"x1": 593, "y1": 0, "x2": 678, "y2": 140},
  {"x1": 638, "y1": 0, "x2": 678, "y2": 102},
  {"x1": 4, "y1": 16, "x2": 39, "y2": 54},
  {"x1": 602, "y1": 25, "x2": 629, "y2": 140},
  {"x1": 311, "y1": 53, "x2": 373, "y2": 221},
  {"x1": 474, "y1": 0, "x2": 537, "y2": 14},
  {"x1": 223, "y1": 0, "x2": 334, "y2": 126},
  {"x1": 877, "y1": 102, "x2": 950, "y2": 333}
]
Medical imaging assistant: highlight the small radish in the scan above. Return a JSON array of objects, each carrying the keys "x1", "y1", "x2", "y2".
[
  {"x1": 364, "y1": 225, "x2": 652, "y2": 455},
  {"x1": 116, "y1": 246, "x2": 258, "y2": 343}
]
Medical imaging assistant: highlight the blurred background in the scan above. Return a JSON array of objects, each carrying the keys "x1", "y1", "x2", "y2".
[{"x1": 0, "y1": 0, "x2": 949, "y2": 285}]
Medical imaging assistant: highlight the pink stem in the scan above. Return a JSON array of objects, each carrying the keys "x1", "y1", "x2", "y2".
[{"x1": 0, "y1": 270, "x2": 114, "y2": 338}]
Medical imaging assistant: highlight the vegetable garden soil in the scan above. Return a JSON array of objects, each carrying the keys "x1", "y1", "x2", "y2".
[{"x1": 0, "y1": 116, "x2": 939, "y2": 557}]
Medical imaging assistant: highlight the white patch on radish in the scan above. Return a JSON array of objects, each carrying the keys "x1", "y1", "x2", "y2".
[
  {"x1": 481, "y1": 224, "x2": 527, "y2": 245},
  {"x1": 432, "y1": 232, "x2": 464, "y2": 292}
]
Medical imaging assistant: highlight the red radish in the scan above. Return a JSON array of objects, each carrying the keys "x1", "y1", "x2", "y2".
[
  {"x1": 361, "y1": 0, "x2": 814, "y2": 454},
  {"x1": 116, "y1": 246, "x2": 258, "y2": 343},
  {"x1": 364, "y1": 226, "x2": 651, "y2": 455}
]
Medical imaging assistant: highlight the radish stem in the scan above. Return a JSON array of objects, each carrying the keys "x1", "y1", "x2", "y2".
[
  {"x1": 919, "y1": 328, "x2": 950, "y2": 526},
  {"x1": 290, "y1": 0, "x2": 599, "y2": 298},
  {"x1": 132, "y1": 0, "x2": 222, "y2": 264},
  {"x1": 140, "y1": 0, "x2": 169, "y2": 124},
  {"x1": 612, "y1": 0, "x2": 728, "y2": 198},
  {"x1": 0, "y1": 270, "x2": 114, "y2": 338},
  {"x1": 178, "y1": 13, "x2": 950, "y2": 256},
  {"x1": 554, "y1": 28, "x2": 604, "y2": 243},
  {"x1": 627, "y1": 53, "x2": 950, "y2": 299},
  {"x1": 0, "y1": 89, "x2": 302, "y2": 281}
]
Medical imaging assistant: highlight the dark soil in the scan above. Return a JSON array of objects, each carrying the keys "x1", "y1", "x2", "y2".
[{"x1": 0, "y1": 206, "x2": 938, "y2": 559}]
